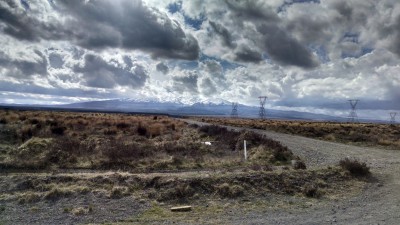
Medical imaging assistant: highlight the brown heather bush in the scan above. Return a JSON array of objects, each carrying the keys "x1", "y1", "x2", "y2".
[
  {"x1": 272, "y1": 147, "x2": 292, "y2": 162},
  {"x1": 137, "y1": 122, "x2": 148, "y2": 136},
  {"x1": 148, "y1": 123, "x2": 164, "y2": 137},
  {"x1": 159, "y1": 183, "x2": 195, "y2": 201},
  {"x1": 18, "y1": 125, "x2": 33, "y2": 142},
  {"x1": 292, "y1": 160, "x2": 307, "y2": 170},
  {"x1": 29, "y1": 118, "x2": 40, "y2": 125},
  {"x1": 101, "y1": 138, "x2": 152, "y2": 163},
  {"x1": 302, "y1": 184, "x2": 321, "y2": 198},
  {"x1": 103, "y1": 128, "x2": 118, "y2": 135},
  {"x1": 0, "y1": 117, "x2": 7, "y2": 124},
  {"x1": 51, "y1": 126, "x2": 66, "y2": 135},
  {"x1": 339, "y1": 158, "x2": 370, "y2": 177},
  {"x1": 216, "y1": 183, "x2": 244, "y2": 198},
  {"x1": 109, "y1": 186, "x2": 129, "y2": 199},
  {"x1": 19, "y1": 115, "x2": 27, "y2": 121},
  {"x1": 162, "y1": 141, "x2": 203, "y2": 159},
  {"x1": 47, "y1": 137, "x2": 80, "y2": 166},
  {"x1": 116, "y1": 121, "x2": 130, "y2": 129}
]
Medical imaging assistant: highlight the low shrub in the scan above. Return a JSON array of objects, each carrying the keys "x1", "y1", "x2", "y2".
[
  {"x1": 272, "y1": 147, "x2": 292, "y2": 162},
  {"x1": 216, "y1": 183, "x2": 244, "y2": 198},
  {"x1": 339, "y1": 158, "x2": 370, "y2": 177},
  {"x1": 0, "y1": 118, "x2": 6, "y2": 124},
  {"x1": 29, "y1": 118, "x2": 40, "y2": 124},
  {"x1": 116, "y1": 122, "x2": 129, "y2": 129},
  {"x1": 103, "y1": 128, "x2": 118, "y2": 135},
  {"x1": 292, "y1": 160, "x2": 307, "y2": 170},
  {"x1": 51, "y1": 126, "x2": 66, "y2": 135},
  {"x1": 101, "y1": 139, "x2": 151, "y2": 163},
  {"x1": 137, "y1": 123, "x2": 147, "y2": 136},
  {"x1": 110, "y1": 186, "x2": 129, "y2": 199},
  {"x1": 199, "y1": 125, "x2": 228, "y2": 136},
  {"x1": 302, "y1": 184, "x2": 320, "y2": 198}
]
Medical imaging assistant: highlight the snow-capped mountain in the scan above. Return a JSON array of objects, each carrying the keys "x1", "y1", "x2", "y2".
[
  {"x1": 0, "y1": 98, "x2": 355, "y2": 121},
  {"x1": 47, "y1": 99, "x2": 344, "y2": 121}
]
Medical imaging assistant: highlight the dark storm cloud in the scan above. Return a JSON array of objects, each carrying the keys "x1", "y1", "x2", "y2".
[
  {"x1": 379, "y1": 15, "x2": 400, "y2": 57},
  {"x1": 156, "y1": 62, "x2": 169, "y2": 74},
  {"x1": 0, "y1": 1, "x2": 73, "y2": 41},
  {"x1": 0, "y1": 50, "x2": 47, "y2": 77},
  {"x1": 224, "y1": 0, "x2": 279, "y2": 22},
  {"x1": 0, "y1": 0, "x2": 199, "y2": 60},
  {"x1": 74, "y1": 54, "x2": 148, "y2": 89},
  {"x1": 209, "y1": 21, "x2": 235, "y2": 48},
  {"x1": 58, "y1": 0, "x2": 199, "y2": 60},
  {"x1": 234, "y1": 44, "x2": 263, "y2": 63},
  {"x1": 0, "y1": 2, "x2": 37, "y2": 41},
  {"x1": 220, "y1": 0, "x2": 318, "y2": 68},
  {"x1": 172, "y1": 72, "x2": 198, "y2": 93},
  {"x1": 258, "y1": 24, "x2": 319, "y2": 68}
]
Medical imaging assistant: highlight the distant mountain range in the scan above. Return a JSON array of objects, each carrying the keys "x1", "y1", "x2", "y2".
[{"x1": 0, "y1": 99, "x2": 350, "y2": 122}]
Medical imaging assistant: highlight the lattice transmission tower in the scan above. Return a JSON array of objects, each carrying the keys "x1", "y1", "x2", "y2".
[
  {"x1": 258, "y1": 96, "x2": 267, "y2": 119},
  {"x1": 347, "y1": 99, "x2": 359, "y2": 123},
  {"x1": 231, "y1": 102, "x2": 238, "y2": 118},
  {"x1": 390, "y1": 112, "x2": 397, "y2": 124}
]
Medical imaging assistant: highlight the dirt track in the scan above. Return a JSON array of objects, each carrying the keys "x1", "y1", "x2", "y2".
[{"x1": 183, "y1": 119, "x2": 400, "y2": 224}]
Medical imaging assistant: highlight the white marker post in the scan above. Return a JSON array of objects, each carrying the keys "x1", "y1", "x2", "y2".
[{"x1": 244, "y1": 140, "x2": 247, "y2": 161}]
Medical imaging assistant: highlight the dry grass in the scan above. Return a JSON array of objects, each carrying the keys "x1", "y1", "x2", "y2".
[
  {"x1": 0, "y1": 109, "x2": 301, "y2": 171},
  {"x1": 193, "y1": 117, "x2": 400, "y2": 149},
  {"x1": 0, "y1": 167, "x2": 357, "y2": 204}
]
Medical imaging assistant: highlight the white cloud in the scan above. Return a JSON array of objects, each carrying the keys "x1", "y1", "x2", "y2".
[{"x1": 1, "y1": 0, "x2": 400, "y2": 120}]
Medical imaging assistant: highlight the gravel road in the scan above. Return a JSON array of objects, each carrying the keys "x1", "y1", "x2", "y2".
[{"x1": 182, "y1": 119, "x2": 400, "y2": 224}]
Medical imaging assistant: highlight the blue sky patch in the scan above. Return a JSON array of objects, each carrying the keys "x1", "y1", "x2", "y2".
[
  {"x1": 20, "y1": 0, "x2": 30, "y2": 10},
  {"x1": 167, "y1": 2, "x2": 181, "y2": 14}
]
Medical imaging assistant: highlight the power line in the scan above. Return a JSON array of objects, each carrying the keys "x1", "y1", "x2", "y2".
[
  {"x1": 231, "y1": 102, "x2": 238, "y2": 118},
  {"x1": 390, "y1": 112, "x2": 397, "y2": 124},
  {"x1": 258, "y1": 96, "x2": 267, "y2": 119},
  {"x1": 347, "y1": 99, "x2": 359, "y2": 123}
]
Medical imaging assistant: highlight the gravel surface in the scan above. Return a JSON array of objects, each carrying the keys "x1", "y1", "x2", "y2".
[
  {"x1": 0, "y1": 192, "x2": 149, "y2": 225},
  {"x1": 181, "y1": 119, "x2": 400, "y2": 224}
]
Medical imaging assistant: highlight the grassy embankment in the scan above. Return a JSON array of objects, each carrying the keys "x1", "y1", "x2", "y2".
[{"x1": 194, "y1": 117, "x2": 400, "y2": 149}]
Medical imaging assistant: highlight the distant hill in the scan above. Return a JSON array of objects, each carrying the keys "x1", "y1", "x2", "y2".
[{"x1": 0, "y1": 99, "x2": 349, "y2": 121}]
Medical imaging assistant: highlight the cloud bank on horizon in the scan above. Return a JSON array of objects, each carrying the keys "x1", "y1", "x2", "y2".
[{"x1": 0, "y1": 0, "x2": 400, "y2": 119}]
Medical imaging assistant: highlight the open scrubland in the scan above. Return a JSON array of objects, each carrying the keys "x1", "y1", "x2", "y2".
[
  {"x1": 0, "y1": 110, "x2": 383, "y2": 224},
  {"x1": 194, "y1": 117, "x2": 400, "y2": 149}
]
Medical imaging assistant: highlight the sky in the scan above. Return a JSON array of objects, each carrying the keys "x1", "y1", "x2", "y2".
[{"x1": 0, "y1": 0, "x2": 399, "y2": 120}]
